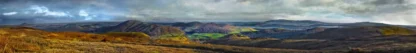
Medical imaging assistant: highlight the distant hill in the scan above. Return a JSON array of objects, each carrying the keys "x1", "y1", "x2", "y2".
[
  {"x1": 96, "y1": 20, "x2": 183, "y2": 36},
  {"x1": 20, "y1": 22, "x2": 120, "y2": 32},
  {"x1": 249, "y1": 19, "x2": 340, "y2": 30},
  {"x1": 259, "y1": 20, "x2": 330, "y2": 26},
  {"x1": 241, "y1": 27, "x2": 328, "y2": 39},
  {"x1": 171, "y1": 22, "x2": 204, "y2": 27},
  {"x1": 261, "y1": 19, "x2": 326, "y2": 26},
  {"x1": 341, "y1": 22, "x2": 391, "y2": 27},
  {"x1": 207, "y1": 26, "x2": 416, "y2": 51},
  {"x1": 94, "y1": 20, "x2": 189, "y2": 43},
  {"x1": 295, "y1": 26, "x2": 415, "y2": 40},
  {"x1": 218, "y1": 34, "x2": 251, "y2": 40},
  {"x1": 167, "y1": 22, "x2": 241, "y2": 34},
  {"x1": 241, "y1": 28, "x2": 292, "y2": 38},
  {"x1": 189, "y1": 23, "x2": 235, "y2": 34}
]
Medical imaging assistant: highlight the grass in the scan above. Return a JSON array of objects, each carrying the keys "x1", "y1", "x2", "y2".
[
  {"x1": 0, "y1": 36, "x2": 9, "y2": 53},
  {"x1": 104, "y1": 32, "x2": 151, "y2": 43},
  {"x1": 41, "y1": 39, "x2": 195, "y2": 53},
  {"x1": 0, "y1": 27, "x2": 195, "y2": 53},
  {"x1": 152, "y1": 43, "x2": 340, "y2": 53},
  {"x1": 187, "y1": 33, "x2": 226, "y2": 40},
  {"x1": 220, "y1": 33, "x2": 250, "y2": 40},
  {"x1": 187, "y1": 27, "x2": 256, "y2": 40},
  {"x1": 155, "y1": 33, "x2": 190, "y2": 44},
  {"x1": 347, "y1": 48, "x2": 416, "y2": 53},
  {"x1": 230, "y1": 27, "x2": 258, "y2": 33},
  {"x1": 377, "y1": 26, "x2": 415, "y2": 36}
]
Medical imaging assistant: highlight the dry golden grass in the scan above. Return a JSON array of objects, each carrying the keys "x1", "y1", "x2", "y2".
[
  {"x1": 48, "y1": 32, "x2": 106, "y2": 42},
  {"x1": 0, "y1": 27, "x2": 195, "y2": 53},
  {"x1": 104, "y1": 32, "x2": 151, "y2": 44},
  {"x1": 377, "y1": 26, "x2": 415, "y2": 36},
  {"x1": 153, "y1": 39, "x2": 191, "y2": 44},
  {"x1": 41, "y1": 39, "x2": 195, "y2": 53},
  {"x1": 0, "y1": 36, "x2": 195, "y2": 53},
  {"x1": 155, "y1": 33, "x2": 191, "y2": 44},
  {"x1": 0, "y1": 36, "x2": 9, "y2": 53}
]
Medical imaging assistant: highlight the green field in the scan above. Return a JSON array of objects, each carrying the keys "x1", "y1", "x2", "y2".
[{"x1": 187, "y1": 33, "x2": 226, "y2": 40}]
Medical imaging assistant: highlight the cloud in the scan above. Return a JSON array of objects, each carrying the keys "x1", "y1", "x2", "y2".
[
  {"x1": 29, "y1": 5, "x2": 69, "y2": 17},
  {"x1": 0, "y1": 0, "x2": 415, "y2": 25},
  {"x1": 2, "y1": 12, "x2": 17, "y2": 15},
  {"x1": 272, "y1": 13, "x2": 370, "y2": 23},
  {"x1": 372, "y1": 10, "x2": 416, "y2": 25}
]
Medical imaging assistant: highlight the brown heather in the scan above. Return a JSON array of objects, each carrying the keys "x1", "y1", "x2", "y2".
[{"x1": 0, "y1": 27, "x2": 195, "y2": 53}]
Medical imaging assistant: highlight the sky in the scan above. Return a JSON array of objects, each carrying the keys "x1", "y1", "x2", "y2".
[{"x1": 0, "y1": 0, "x2": 415, "y2": 25}]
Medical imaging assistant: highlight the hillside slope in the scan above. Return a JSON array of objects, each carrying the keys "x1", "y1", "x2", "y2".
[
  {"x1": 95, "y1": 20, "x2": 189, "y2": 43},
  {"x1": 0, "y1": 27, "x2": 196, "y2": 53},
  {"x1": 296, "y1": 26, "x2": 415, "y2": 40}
]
